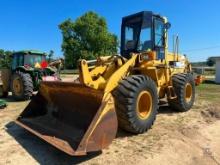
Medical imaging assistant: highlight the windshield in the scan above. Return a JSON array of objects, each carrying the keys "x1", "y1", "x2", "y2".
[
  {"x1": 24, "y1": 54, "x2": 46, "y2": 67},
  {"x1": 124, "y1": 21, "x2": 152, "y2": 52}
]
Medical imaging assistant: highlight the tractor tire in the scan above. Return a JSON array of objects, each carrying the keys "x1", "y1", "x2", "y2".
[
  {"x1": 113, "y1": 75, "x2": 158, "y2": 134},
  {"x1": 169, "y1": 73, "x2": 195, "y2": 112},
  {"x1": 0, "y1": 86, "x2": 8, "y2": 98},
  {"x1": 11, "y1": 72, "x2": 34, "y2": 101}
]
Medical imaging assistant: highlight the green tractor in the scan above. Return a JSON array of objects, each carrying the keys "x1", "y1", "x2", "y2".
[{"x1": 0, "y1": 50, "x2": 60, "y2": 100}]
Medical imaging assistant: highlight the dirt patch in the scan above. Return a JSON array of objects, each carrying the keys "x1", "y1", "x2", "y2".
[
  {"x1": 178, "y1": 125, "x2": 200, "y2": 139},
  {"x1": 201, "y1": 104, "x2": 220, "y2": 123}
]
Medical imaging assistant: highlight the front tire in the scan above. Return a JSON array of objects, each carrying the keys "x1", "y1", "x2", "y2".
[
  {"x1": 11, "y1": 72, "x2": 34, "y2": 101},
  {"x1": 113, "y1": 75, "x2": 158, "y2": 134}
]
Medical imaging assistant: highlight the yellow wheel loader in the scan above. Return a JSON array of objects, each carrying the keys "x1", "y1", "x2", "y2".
[{"x1": 15, "y1": 11, "x2": 195, "y2": 156}]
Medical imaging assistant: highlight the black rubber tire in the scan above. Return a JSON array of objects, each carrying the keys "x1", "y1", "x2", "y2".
[
  {"x1": 113, "y1": 75, "x2": 158, "y2": 134},
  {"x1": 11, "y1": 72, "x2": 34, "y2": 101},
  {"x1": 0, "y1": 86, "x2": 8, "y2": 98},
  {"x1": 169, "y1": 73, "x2": 195, "y2": 112}
]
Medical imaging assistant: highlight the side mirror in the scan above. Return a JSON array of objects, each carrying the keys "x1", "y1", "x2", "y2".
[{"x1": 164, "y1": 22, "x2": 171, "y2": 30}]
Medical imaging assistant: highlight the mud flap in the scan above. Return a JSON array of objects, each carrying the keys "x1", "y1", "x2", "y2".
[{"x1": 15, "y1": 81, "x2": 117, "y2": 156}]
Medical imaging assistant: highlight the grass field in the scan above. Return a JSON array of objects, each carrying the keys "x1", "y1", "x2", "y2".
[{"x1": 197, "y1": 82, "x2": 220, "y2": 101}]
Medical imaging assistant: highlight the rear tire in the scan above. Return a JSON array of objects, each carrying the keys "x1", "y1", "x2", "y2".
[
  {"x1": 113, "y1": 75, "x2": 158, "y2": 134},
  {"x1": 11, "y1": 72, "x2": 34, "y2": 101},
  {"x1": 169, "y1": 73, "x2": 195, "y2": 112}
]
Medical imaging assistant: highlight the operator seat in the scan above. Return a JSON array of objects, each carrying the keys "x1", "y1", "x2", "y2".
[
  {"x1": 142, "y1": 41, "x2": 152, "y2": 51},
  {"x1": 126, "y1": 40, "x2": 136, "y2": 50}
]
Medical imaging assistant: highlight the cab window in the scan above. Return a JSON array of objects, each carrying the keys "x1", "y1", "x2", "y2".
[
  {"x1": 125, "y1": 25, "x2": 140, "y2": 50},
  {"x1": 12, "y1": 54, "x2": 24, "y2": 70},
  {"x1": 138, "y1": 27, "x2": 151, "y2": 51},
  {"x1": 154, "y1": 19, "x2": 164, "y2": 47}
]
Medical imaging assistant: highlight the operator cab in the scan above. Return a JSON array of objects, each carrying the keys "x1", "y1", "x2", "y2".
[
  {"x1": 11, "y1": 50, "x2": 47, "y2": 70},
  {"x1": 121, "y1": 11, "x2": 171, "y2": 59}
]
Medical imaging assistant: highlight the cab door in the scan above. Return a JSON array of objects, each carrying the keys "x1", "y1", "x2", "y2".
[
  {"x1": 11, "y1": 54, "x2": 24, "y2": 70},
  {"x1": 153, "y1": 18, "x2": 166, "y2": 60}
]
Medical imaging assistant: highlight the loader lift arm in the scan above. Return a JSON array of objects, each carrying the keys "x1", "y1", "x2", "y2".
[{"x1": 79, "y1": 54, "x2": 138, "y2": 93}]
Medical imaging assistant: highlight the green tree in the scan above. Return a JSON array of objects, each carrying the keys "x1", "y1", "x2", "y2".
[
  {"x1": 59, "y1": 11, "x2": 118, "y2": 69},
  {"x1": 0, "y1": 49, "x2": 13, "y2": 68},
  {"x1": 206, "y1": 57, "x2": 215, "y2": 67}
]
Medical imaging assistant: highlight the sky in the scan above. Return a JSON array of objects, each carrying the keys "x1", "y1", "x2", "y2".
[{"x1": 0, "y1": 0, "x2": 220, "y2": 62}]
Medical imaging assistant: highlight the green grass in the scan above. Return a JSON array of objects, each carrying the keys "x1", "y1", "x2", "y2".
[{"x1": 196, "y1": 83, "x2": 220, "y2": 102}]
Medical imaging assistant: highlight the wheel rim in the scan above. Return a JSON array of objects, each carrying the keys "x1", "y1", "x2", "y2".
[
  {"x1": 185, "y1": 83, "x2": 192, "y2": 103},
  {"x1": 136, "y1": 91, "x2": 152, "y2": 120},
  {"x1": 13, "y1": 78, "x2": 23, "y2": 95}
]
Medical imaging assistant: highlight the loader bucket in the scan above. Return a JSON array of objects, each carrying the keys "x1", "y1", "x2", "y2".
[{"x1": 15, "y1": 81, "x2": 117, "y2": 156}]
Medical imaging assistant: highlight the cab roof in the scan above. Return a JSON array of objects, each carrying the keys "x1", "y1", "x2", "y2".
[
  {"x1": 13, "y1": 50, "x2": 47, "y2": 56},
  {"x1": 122, "y1": 11, "x2": 164, "y2": 26},
  {"x1": 122, "y1": 11, "x2": 153, "y2": 22}
]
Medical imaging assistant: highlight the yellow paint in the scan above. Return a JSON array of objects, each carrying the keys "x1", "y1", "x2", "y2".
[
  {"x1": 136, "y1": 91, "x2": 152, "y2": 120},
  {"x1": 104, "y1": 55, "x2": 137, "y2": 93},
  {"x1": 185, "y1": 83, "x2": 193, "y2": 103},
  {"x1": 78, "y1": 50, "x2": 191, "y2": 100}
]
